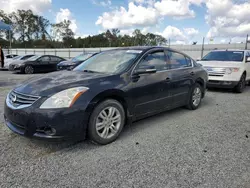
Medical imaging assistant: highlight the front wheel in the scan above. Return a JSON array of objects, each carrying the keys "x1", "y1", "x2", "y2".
[
  {"x1": 186, "y1": 83, "x2": 202, "y2": 110},
  {"x1": 88, "y1": 99, "x2": 125, "y2": 145},
  {"x1": 24, "y1": 65, "x2": 34, "y2": 74},
  {"x1": 234, "y1": 74, "x2": 246, "y2": 93}
]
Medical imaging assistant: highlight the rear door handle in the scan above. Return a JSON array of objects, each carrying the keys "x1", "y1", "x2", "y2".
[{"x1": 190, "y1": 72, "x2": 195, "y2": 76}]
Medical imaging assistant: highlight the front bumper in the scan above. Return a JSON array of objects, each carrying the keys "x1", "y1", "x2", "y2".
[
  {"x1": 207, "y1": 80, "x2": 238, "y2": 88},
  {"x1": 9, "y1": 64, "x2": 23, "y2": 72},
  {"x1": 4, "y1": 101, "x2": 90, "y2": 140}
]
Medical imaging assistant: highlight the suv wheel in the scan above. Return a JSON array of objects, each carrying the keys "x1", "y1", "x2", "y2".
[
  {"x1": 88, "y1": 99, "x2": 125, "y2": 145},
  {"x1": 186, "y1": 83, "x2": 202, "y2": 110},
  {"x1": 234, "y1": 74, "x2": 246, "y2": 93}
]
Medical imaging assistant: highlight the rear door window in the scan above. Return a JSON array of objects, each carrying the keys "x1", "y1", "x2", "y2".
[
  {"x1": 39, "y1": 56, "x2": 51, "y2": 62},
  {"x1": 138, "y1": 50, "x2": 167, "y2": 71},
  {"x1": 167, "y1": 51, "x2": 191, "y2": 69}
]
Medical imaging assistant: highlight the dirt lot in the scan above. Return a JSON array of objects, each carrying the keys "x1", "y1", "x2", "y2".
[{"x1": 1, "y1": 71, "x2": 250, "y2": 188}]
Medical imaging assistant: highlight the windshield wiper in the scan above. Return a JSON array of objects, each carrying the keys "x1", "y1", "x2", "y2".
[{"x1": 83, "y1": 69, "x2": 99, "y2": 73}]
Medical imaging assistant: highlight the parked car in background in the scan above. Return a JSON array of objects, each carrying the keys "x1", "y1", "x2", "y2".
[
  {"x1": 5, "y1": 54, "x2": 18, "y2": 59},
  {"x1": 4, "y1": 47, "x2": 208, "y2": 145},
  {"x1": 57, "y1": 53, "x2": 99, "y2": 70},
  {"x1": 198, "y1": 49, "x2": 250, "y2": 93},
  {"x1": 9, "y1": 55, "x2": 65, "y2": 74},
  {"x1": 5, "y1": 54, "x2": 35, "y2": 69}
]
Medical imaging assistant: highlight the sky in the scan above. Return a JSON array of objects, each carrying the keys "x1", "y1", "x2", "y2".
[{"x1": 0, "y1": 0, "x2": 250, "y2": 44}]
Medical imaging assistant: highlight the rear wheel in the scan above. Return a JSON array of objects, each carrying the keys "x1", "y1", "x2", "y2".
[
  {"x1": 234, "y1": 74, "x2": 246, "y2": 93},
  {"x1": 24, "y1": 65, "x2": 34, "y2": 74},
  {"x1": 186, "y1": 83, "x2": 202, "y2": 110},
  {"x1": 88, "y1": 99, "x2": 125, "y2": 145}
]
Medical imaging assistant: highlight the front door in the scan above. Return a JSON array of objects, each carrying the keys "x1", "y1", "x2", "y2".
[
  {"x1": 129, "y1": 49, "x2": 172, "y2": 116},
  {"x1": 166, "y1": 50, "x2": 194, "y2": 107}
]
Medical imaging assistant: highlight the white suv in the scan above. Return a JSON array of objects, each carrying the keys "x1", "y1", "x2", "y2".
[{"x1": 198, "y1": 49, "x2": 250, "y2": 93}]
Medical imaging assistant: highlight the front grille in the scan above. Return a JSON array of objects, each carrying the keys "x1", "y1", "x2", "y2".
[
  {"x1": 204, "y1": 67, "x2": 226, "y2": 76},
  {"x1": 8, "y1": 90, "x2": 40, "y2": 107}
]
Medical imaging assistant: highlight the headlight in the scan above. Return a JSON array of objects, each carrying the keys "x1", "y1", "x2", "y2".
[
  {"x1": 40, "y1": 87, "x2": 89, "y2": 109},
  {"x1": 225, "y1": 68, "x2": 239, "y2": 74}
]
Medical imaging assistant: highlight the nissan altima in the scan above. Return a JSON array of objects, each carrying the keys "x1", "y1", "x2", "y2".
[{"x1": 4, "y1": 47, "x2": 208, "y2": 145}]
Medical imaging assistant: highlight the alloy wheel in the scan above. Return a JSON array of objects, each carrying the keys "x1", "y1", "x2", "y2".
[
  {"x1": 25, "y1": 66, "x2": 34, "y2": 74},
  {"x1": 96, "y1": 106, "x2": 121, "y2": 139},
  {"x1": 192, "y1": 87, "x2": 202, "y2": 107}
]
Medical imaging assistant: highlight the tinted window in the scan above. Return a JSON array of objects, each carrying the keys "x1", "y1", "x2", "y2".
[
  {"x1": 168, "y1": 51, "x2": 190, "y2": 69},
  {"x1": 138, "y1": 51, "x2": 166, "y2": 71},
  {"x1": 39, "y1": 56, "x2": 50, "y2": 62},
  {"x1": 50, "y1": 56, "x2": 62, "y2": 61},
  {"x1": 21, "y1": 55, "x2": 34, "y2": 60},
  {"x1": 201, "y1": 51, "x2": 244, "y2": 62}
]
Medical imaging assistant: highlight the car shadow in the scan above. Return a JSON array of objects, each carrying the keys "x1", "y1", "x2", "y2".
[
  {"x1": 120, "y1": 100, "x2": 210, "y2": 139},
  {"x1": 207, "y1": 87, "x2": 235, "y2": 93},
  {"x1": 7, "y1": 98, "x2": 212, "y2": 155}
]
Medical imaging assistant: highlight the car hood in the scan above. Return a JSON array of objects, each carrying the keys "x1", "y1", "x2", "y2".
[
  {"x1": 198, "y1": 60, "x2": 242, "y2": 68},
  {"x1": 14, "y1": 70, "x2": 110, "y2": 96},
  {"x1": 9, "y1": 60, "x2": 26, "y2": 65}
]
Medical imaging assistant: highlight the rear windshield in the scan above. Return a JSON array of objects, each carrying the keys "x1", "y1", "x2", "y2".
[{"x1": 202, "y1": 51, "x2": 244, "y2": 62}]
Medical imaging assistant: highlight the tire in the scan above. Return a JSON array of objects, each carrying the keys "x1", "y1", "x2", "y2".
[
  {"x1": 87, "y1": 99, "x2": 125, "y2": 145},
  {"x1": 24, "y1": 65, "x2": 34, "y2": 74},
  {"x1": 234, "y1": 74, "x2": 246, "y2": 93},
  {"x1": 186, "y1": 83, "x2": 202, "y2": 110}
]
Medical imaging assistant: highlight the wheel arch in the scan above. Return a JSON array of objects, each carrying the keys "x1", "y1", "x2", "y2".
[
  {"x1": 195, "y1": 78, "x2": 205, "y2": 98},
  {"x1": 86, "y1": 89, "x2": 132, "y2": 121}
]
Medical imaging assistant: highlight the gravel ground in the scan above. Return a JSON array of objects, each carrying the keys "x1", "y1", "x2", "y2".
[{"x1": 0, "y1": 71, "x2": 250, "y2": 188}]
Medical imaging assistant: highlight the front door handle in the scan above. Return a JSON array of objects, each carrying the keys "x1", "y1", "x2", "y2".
[
  {"x1": 165, "y1": 77, "x2": 171, "y2": 82},
  {"x1": 190, "y1": 72, "x2": 195, "y2": 76}
]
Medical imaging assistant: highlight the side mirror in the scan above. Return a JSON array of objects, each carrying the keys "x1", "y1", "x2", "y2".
[
  {"x1": 134, "y1": 65, "x2": 157, "y2": 75},
  {"x1": 246, "y1": 57, "x2": 250, "y2": 62},
  {"x1": 198, "y1": 63, "x2": 203, "y2": 66}
]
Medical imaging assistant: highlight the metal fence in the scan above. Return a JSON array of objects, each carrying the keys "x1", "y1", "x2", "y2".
[{"x1": 3, "y1": 43, "x2": 248, "y2": 60}]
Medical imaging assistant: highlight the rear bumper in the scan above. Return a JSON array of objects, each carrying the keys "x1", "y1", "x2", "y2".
[{"x1": 207, "y1": 80, "x2": 238, "y2": 88}]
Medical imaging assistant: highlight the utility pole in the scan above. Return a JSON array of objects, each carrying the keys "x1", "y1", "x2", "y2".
[
  {"x1": 168, "y1": 38, "x2": 170, "y2": 47},
  {"x1": 201, "y1": 37, "x2": 205, "y2": 59},
  {"x1": 245, "y1": 34, "x2": 248, "y2": 50}
]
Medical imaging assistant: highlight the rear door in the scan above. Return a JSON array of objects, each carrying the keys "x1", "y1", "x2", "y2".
[
  {"x1": 130, "y1": 49, "x2": 172, "y2": 116},
  {"x1": 166, "y1": 50, "x2": 195, "y2": 107},
  {"x1": 36, "y1": 56, "x2": 51, "y2": 72},
  {"x1": 48, "y1": 56, "x2": 62, "y2": 71}
]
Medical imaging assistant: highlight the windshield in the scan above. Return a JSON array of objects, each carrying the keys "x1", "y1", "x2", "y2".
[
  {"x1": 72, "y1": 54, "x2": 93, "y2": 62},
  {"x1": 74, "y1": 50, "x2": 142, "y2": 73},
  {"x1": 202, "y1": 51, "x2": 244, "y2": 62},
  {"x1": 13, "y1": 56, "x2": 21, "y2": 60},
  {"x1": 27, "y1": 55, "x2": 41, "y2": 61}
]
